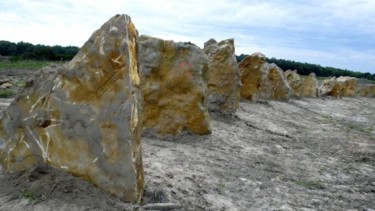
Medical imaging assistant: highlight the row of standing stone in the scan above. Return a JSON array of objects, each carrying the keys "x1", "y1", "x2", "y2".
[
  {"x1": 1, "y1": 14, "x2": 374, "y2": 204},
  {"x1": 139, "y1": 36, "x2": 375, "y2": 137}
]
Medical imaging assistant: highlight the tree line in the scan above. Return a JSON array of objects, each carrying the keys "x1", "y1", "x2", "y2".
[
  {"x1": 0, "y1": 40, "x2": 79, "y2": 61},
  {"x1": 236, "y1": 54, "x2": 375, "y2": 81},
  {"x1": 1, "y1": 41, "x2": 374, "y2": 80}
]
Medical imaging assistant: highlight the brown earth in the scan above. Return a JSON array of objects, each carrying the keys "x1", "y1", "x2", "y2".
[{"x1": 0, "y1": 72, "x2": 374, "y2": 210}]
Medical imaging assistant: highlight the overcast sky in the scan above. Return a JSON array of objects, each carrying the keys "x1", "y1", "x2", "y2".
[{"x1": 1, "y1": 0, "x2": 374, "y2": 73}]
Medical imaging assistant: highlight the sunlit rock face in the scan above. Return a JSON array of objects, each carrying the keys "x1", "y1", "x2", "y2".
[
  {"x1": 358, "y1": 84, "x2": 375, "y2": 97},
  {"x1": 138, "y1": 35, "x2": 211, "y2": 136},
  {"x1": 204, "y1": 39, "x2": 241, "y2": 114},
  {"x1": 301, "y1": 73, "x2": 319, "y2": 98},
  {"x1": 285, "y1": 70, "x2": 303, "y2": 98},
  {"x1": 0, "y1": 14, "x2": 143, "y2": 203},
  {"x1": 337, "y1": 76, "x2": 357, "y2": 97},
  {"x1": 320, "y1": 76, "x2": 357, "y2": 98},
  {"x1": 239, "y1": 53, "x2": 292, "y2": 101},
  {"x1": 319, "y1": 77, "x2": 340, "y2": 97}
]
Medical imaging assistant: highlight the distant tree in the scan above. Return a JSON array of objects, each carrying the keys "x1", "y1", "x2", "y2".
[
  {"x1": 0, "y1": 40, "x2": 79, "y2": 61},
  {"x1": 236, "y1": 54, "x2": 248, "y2": 63}
]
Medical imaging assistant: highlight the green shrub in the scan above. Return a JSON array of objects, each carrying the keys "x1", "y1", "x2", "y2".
[
  {"x1": 0, "y1": 60, "x2": 50, "y2": 70},
  {"x1": 0, "y1": 90, "x2": 15, "y2": 98}
]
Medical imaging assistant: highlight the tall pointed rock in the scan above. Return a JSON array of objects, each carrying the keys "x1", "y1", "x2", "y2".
[
  {"x1": 0, "y1": 14, "x2": 143, "y2": 202},
  {"x1": 204, "y1": 39, "x2": 241, "y2": 114}
]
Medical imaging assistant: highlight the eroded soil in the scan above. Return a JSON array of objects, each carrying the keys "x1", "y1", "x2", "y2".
[{"x1": 1, "y1": 94, "x2": 374, "y2": 210}]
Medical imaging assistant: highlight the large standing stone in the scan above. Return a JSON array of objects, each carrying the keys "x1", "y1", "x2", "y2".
[
  {"x1": 203, "y1": 39, "x2": 241, "y2": 114},
  {"x1": 239, "y1": 53, "x2": 292, "y2": 101},
  {"x1": 301, "y1": 73, "x2": 319, "y2": 97},
  {"x1": 320, "y1": 76, "x2": 357, "y2": 97},
  {"x1": 285, "y1": 70, "x2": 303, "y2": 98},
  {"x1": 139, "y1": 35, "x2": 211, "y2": 136},
  {"x1": 358, "y1": 84, "x2": 375, "y2": 97},
  {"x1": 337, "y1": 76, "x2": 357, "y2": 97},
  {"x1": 319, "y1": 77, "x2": 340, "y2": 97},
  {"x1": 0, "y1": 14, "x2": 143, "y2": 202}
]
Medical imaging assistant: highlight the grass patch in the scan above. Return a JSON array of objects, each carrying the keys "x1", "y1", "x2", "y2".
[
  {"x1": 0, "y1": 89, "x2": 15, "y2": 98},
  {"x1": 22, "y1": 190, "x2": 40, "y2": 201},
  {"x1": 345, "y1": 123, "x2": 372, "y2": 134},
  {"x1": 215, "y1": 182, "x2": 227, "y2": 195},
  {"x1": 295, "y1": 179, "x2": 325, "y2": 190},
  {"x1": 0, "y1": 60, "x2": 50, "y2": 70},
  {"x1": 21, "y1": 190, "x2": 46, "y2": 204},
  {"x1": 15, "y1": 80, "x2": 26, "y2": 87}
]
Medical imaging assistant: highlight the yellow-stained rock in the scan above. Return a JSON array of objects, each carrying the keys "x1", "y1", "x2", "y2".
[
  {"x1": 239, "y1": 53, "x2": 292, "y2": 101},
  {"x1": 320, "y1": 76, "x2": 357, "y2": 97},
  {"x1": 139, "y1": 35, "x2": 211, "y2": 136},
  {"x1": 319, "y1": 77, "x2": 341, "y2": 97},
  {"x1": 357, "y1": 84, "x2": 375, "y2": 97},
  {"x1": 0, "y1": 14, "x2": 143, "y2": 202},
  {"x1": 301, "y1": 73, "x2": 319, "y2": 98},
  {"x1": 337, "y1": 76, "x2": 357, "y2": 97},
  {"x1": 204, "y1": 39, "x2": 241, "y2": 114},
  {"x1": 285, "y1": 70, "x2": 303, "y2": 98}
]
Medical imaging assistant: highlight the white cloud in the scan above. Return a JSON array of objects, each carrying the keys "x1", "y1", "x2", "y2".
[{"x1": 0, "y1": 0, "x2": 374, "y2": 73}]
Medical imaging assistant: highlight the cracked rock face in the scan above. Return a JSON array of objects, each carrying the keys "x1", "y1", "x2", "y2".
[
  {"x1": 285, "y1": 70, "x2": 303, "y2": 98},
  {"x1": 139, "y1": 35, "x2": 211, "y2": 136},
  {"x1": 319, "y1": 77, "x2": 341, "y2": 97},
  {"x1": 204, "y1": 39, "x2": 241, "y2": 114},
  {"x1": 239, "y1": 53, "x2": 292, "y2": 101},
  {"x1": 320, "y1": 76, "x2": 357, "y2": 97},
  {"x1": 0, "y1": 14, "x2": 143, "y2": 202},
  {"x1": 285, "y1": 71, "x2": 318, "y2": 98},
  {"x1": 337, "y1": 76, "x2": 357, "y2": 97},
  {"x1": 358, "y1": 84, "x2": 375, "y2": 97},
  {"x1": 301, "y1": 73, "x2": 319, "y2": 98}
]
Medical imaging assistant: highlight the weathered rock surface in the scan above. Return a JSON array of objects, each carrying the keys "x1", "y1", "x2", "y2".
[
  {"x1": 139, "y1": 35, "x2": 211, "y2": 136},
  {"x1": 0, "y1": 82, "x2": 12, "y2": 89},
  {"x1": 239, "y1": 53, "x2": 292, "y2": 101},
  {"x1": 357, "y1": 84, "x2": 375, "y2": 97},
  {"x1": 337, "y1": 76, "x2": 357, "y2": 97},
  {"x1": 301, "y1": 73, "x2": 319, "y2": 98},
  {"x1": 203, "y1": 39, "x2": 241, "y2": 114},
  {"x1": 0, "y1": 14, "x2": 143, "y2": 202},
  {"x1": 319, "y1": 77, "x2": 340, "y2": 97},
  {"x1": 285, "y1": 70, "x2": 303, "y2": 98},
  {"x1": 320, "y1": 76, "x2": 357, "y2": 97}
]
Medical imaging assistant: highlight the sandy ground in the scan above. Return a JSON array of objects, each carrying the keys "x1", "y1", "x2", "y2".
[{"x1": 1, "y1": 95, "x2": 374, "y2": 210}]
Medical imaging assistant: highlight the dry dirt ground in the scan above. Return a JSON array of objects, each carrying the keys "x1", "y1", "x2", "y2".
[{"x1": 0, "y1": 92, "x2": 374, "y2": 210}]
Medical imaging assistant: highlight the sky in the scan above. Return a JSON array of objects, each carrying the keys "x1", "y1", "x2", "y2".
[{"x1": 1, "y1": 0, "x2": 374, "y2": 73}]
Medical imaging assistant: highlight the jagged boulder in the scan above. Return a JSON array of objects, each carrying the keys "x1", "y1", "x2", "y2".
[
  {"x1": 301, "y1": 73, "x2": 319, "y2": 97},
  {"x1": 0, "y1": 14, "x2": 144, "y2": 202},
  {"x1": 337, "y1": 76, "x2": 357, "y2": 97},
  {"x1": 320, "y1": 76, "x2": 357, "y2": 97},
  {"x1": 0, "y1": 79, "x2": 13, "y2": 89},
  {"x1": 139, "y1": 35, "x2": 211, "y2": 136},
  {"x1": 285, "y1": 70, "x2": 303, "y2": 98},
  {"x1": 319, "y1": 77, "x2": 341, "y2": 97},
  {"x1": 357, "y1": 84, "x2": 375, "y2": 97},
  {"x1": 239, "y1": 53, "x2": 292, "y2": 101},
  {"x1": 204, "y1": 38, "x2": 241, "y2": 114}
]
